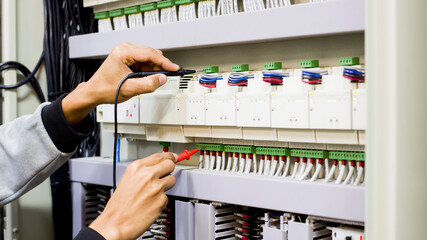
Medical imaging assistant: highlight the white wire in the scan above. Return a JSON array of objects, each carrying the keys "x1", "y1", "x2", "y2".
[
  {"x1": 296, "y1": 161, "x2": 306, "y2": 179},
  {"x1": 232, "y1": 154, "x2": 239, "y2": 172},
  {"x1": 354, "y1": 166, "x2": 364, "y2": 186},
  {"x1": 335, "y1": 161, "x2": 346, "y2": 184},
  {"x1": 324, "y1": 163, "x2": 337, "y2": 183},
  {"x1": 269, "y1": 158, "x2": 278, "y2": 176},
  {"x1": 258, "y1": 157, "x2": 264, "y2": 175},
  {"x1": 204, "y1": 151, "x2": 210, "y2": 170},
  {"x1": 244, "y1": 155, "x2": 252, "y2": 174},
  {"x1": 299, "y1": 162, "x2": 313, "y2": 180},
  {"x1": 310, "y1": 159, "x2": 323, "y2": 182},
  {"x1": 343, "y1": 164, "x2": 355, "y2": 184},
  {"x1": 282, "y1": 156, "x2": 291, "y2": 177},
  {"x1": 215, "y1": 153, "x2": 222, "y2": 171},
  {"x1": 252, "y1": 154, "x2": 258, "y2": 174},
  {"x1": 324, "y1": 158, "x2": 329, "y2": 177},
  {"x1": 263, "y1": 158, "x2": 271, "y2": 175},
  {"x1": 238, "y1": 154, "x2": 245, "y2": 173},
  {"x1": 291, "y1": 161, "x2": 299, "y2": 179},
  {"x1": 198, "y1": 153, "x2": 204, "y2": 168},
  {"x1": 274, "y1": 158, "x2": 284, "y2": 176},
  {"x1": 221, "y1": 152, "x2": 226, "y2": 171},
  {"x1": 225, "y1": 154, "x2": 232, "y2": 171},
  {"x1": 209, "y1": 153, "x2": 216, "y2": 170}
]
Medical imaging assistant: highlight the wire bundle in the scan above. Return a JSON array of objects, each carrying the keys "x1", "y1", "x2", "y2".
[
  {"x1": 160, "y1": 6, "x2": 178, "y2": 23},
  {"x1": 217, "y1": 0, "x2": 239, "y2": 15},
  {"x1": 262, "y1": 70, "x2": 289, "y2": 84},
  {"x1": 127, "y1": 13, "x2": 143, "y2": 28},
  {"x1": 199, "y1": 73, "x2": 223, "y2": 88},
  {"x1": 243, "y1": 0, "x2": 265, "y2": 12},
  {"x1": 343, "y1": 67, "x2": 365, "y2": 82},
  {"x1": 149, "y1": 201, "x2": 174, "y2": 239},
  {"x1": 301, "y1": 70, "x2": 328, "y2": 84},
  {"x1": 145, "y1": 9, "x2": 160, "y2": 25},
  {"x1": 198, "y1": 0, "x2": 217, "y2": 18},
  {"x1": 266, "y1": 0, "x2": 291, "y2": 8},
  {"x1": 234, "y1": 207, "x2": 264, "y2": 240},
  {"x1": 228, "y1": 72, "x2": 254, "y2": 86},
  {"x1": 178, "y1": 3, "x2": 197, "y2": 21}
]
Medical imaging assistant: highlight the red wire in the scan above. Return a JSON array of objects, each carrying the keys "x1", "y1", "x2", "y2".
[{"x1": 301, "y1": 78, "x2": 322, "y2": 84}]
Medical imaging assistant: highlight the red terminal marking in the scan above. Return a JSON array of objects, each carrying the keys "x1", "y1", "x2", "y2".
[
  {"x1": 212, "y1": 151, "x2": 216, "y2": 156},
  {"x1": 206, "y1": 150, "x2": 210, "y2": 155},
  {"x1": 295, "y1": 157, "x2": 300, "y2": 162},
  {"x1": 341, "y1": 160, "x2": 347, "y2": 166},
  {"x1": 217, "y1": 151, "x2": 222, "y2": 155},
  {"x1": 310, "y1": 158, "x2": 315, "y2": 164},
  {"x1": 242, "y1": 228, "x2": 249, "y2": 233},
  {"x1": 280, "y1": 156, "x2": 285, "y2": 161},
  {"x1": 242, "y1": 236, "x2": 248, "y2": 240},
  {"x1": 200, "y1": 150, "x2": 204, "y2": 155},
  {"x1": 360, "y1": 235, "x2": 363, "y2": 240},
  {"x1": 302, "y1": 157, "x2": 307, "y2": 163},
  {"x1": 242, "y1": 214, "x2": 249, "y2": 219},
  {"x1": 267, "y1": 155, "x2": 271, "y2": 161},
  {"x1": 176, "y1": 149, "x2": 199, "y2": 162},
  {"x1": 163, "y1": 147, "x2": 169, "y2": 152},
  {"x1": 243, "y1": 221, "x2": 249, "y2": 226},
  {"x1": 260, "y1": 155, "x2": 265, "y2": 160},
  {"x1": 228, "y1": 152, "x2": 232, "y2": 157},
  {"x1": 235, "y1": 152, "x2": 239, "y2": 157},
  {"x1": 359, "y1": 161, "x2": 364, "y2": 167},
  {"x1": 274, "y1": 155, "x2": 279, "y2": 161},
  {"x1": 241, "y1": 153, "x2": 246, "y2": 158},
  {"x1": 318, "y1": 159, "x2": 323, "y2": 164},
  {"x1": 333, "y1": 159, "x2": 338, "y2": 165},
  {"x1": 350, "y1": 160, "x2": 356, "y2": 167},
  {"x1": 166, "y1": 232, "x2": 170, "y2": 237},
  {"x1": 248, "y1": 153, "x2": 253, "y2": 159}
]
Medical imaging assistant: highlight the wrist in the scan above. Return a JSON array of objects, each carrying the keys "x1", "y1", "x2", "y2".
[
  {"x1": 61, "y1": 82, "x2": 99, "y2": 126},
  {"x1": 89, "y1": 214, "x2": 123, "y2": 240}
]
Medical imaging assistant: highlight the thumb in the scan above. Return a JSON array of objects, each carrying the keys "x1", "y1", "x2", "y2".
[{"x1": 126, "y1": 73, "x2": 167, "y2": 95}]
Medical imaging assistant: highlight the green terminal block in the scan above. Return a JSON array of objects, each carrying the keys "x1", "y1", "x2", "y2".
[
  {"x1": 94, "y1": 12, "x2": 109, "y2": 19},
  {"x1": 124, "y1": 6, "x2": 141, "y2": 15},
  {"x1": 196, "y1": 144, "x2": 224, "y2": 152},
  {"x1": 157, "y1": 0, "x2": 175, "y2": 9},
  {"x1": 176, "y1": 0, "x2": 198, "y2": 4},
  {"x1": 109, "y1": 9, "x2": 125, "y2": 17},
  {"x1": 340, "y1": 57, "x2": 360, "y2": 66},
  {"x1": 203, "y1": 66, "x2": 219, "y2": 73},
  {"x1": 159, "y1": 142, "x2": 171, "y2": 148},
  {"x1": 140, "y1": 2, "x2": 157, "y2": 11},
  {"x1": 232, "y1": 64, "x2": 249, "y2": 72},
  {"x1": 255, "y1": 147, "x2": 290, "y2": 156},
  {"x1": 300, "y1": 60, "x2": 319, "y2": 68},
  {"x1": 328, "y1": 151, "x2": 365, "y2": 161},
  {"x1": 264, "y1": 62, "x2": 282, "y2": 70},
  {"x1": 290, "y1": 149, "x2": 329, "y2": 159},
  {"x1": 224, "y1": 145, "x2": 255, "y2": 154}
]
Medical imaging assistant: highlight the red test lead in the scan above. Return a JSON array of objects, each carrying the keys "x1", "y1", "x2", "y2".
[{"x1": 176, "y1": 149, "x2": 199, "y2": 162}]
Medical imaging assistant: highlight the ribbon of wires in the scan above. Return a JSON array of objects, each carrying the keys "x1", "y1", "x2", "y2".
[
  {"x1": 301, "y1": 70, "x2": 328, "y2": 84},
  {"x1": 228, "y1": 72, "x2": 254, "y2": 86},
  {"x1": 343, "y1": 67, "x2": 365, "y2": 82},
  {"x1": 199, "y1": 73, "x2": 223, "y2": 88},
  {"x1": 262, "y1": 70, "x2": 289, "y2": 85}
]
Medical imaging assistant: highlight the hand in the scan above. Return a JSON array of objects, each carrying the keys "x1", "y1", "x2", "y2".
[
  {"x1": 89, "y1": 152, "x2": 178, "y2": 240},
  {"x1": 61, "y1": 43, "x2": 180, "y2": 126}
]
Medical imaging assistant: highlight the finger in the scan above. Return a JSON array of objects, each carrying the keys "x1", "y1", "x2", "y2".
[
  {"x1": 134, "y1": 152, "x2": 176, "y2": 167},
  {"x1": 123, "y1": 44, "x2": 179, "y2": 71},
  {"x1": 159, "y1": 174, "x2": 176, "y2": 192},
  {"x1": 122, "y1": 74, "x2": 167, "y2": 98},
  {"x1": 152, "y1": 159, "x2": 176, "y2": 178}
]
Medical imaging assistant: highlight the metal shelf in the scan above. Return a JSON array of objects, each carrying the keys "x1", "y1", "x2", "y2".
[
  {"x1": 69, "y1": 0, "x2": 364, "y2": 59},
  {"x1": 70, "y1": 157, "x2": 365, "y2": 223}
]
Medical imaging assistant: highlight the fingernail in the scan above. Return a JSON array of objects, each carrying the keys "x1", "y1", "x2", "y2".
[
  {"x1": 173, "y1": 153, "x2": 178, "y2": 160},
  {"x1": 174, "y1": 64, "x2": 180, "y2": 70},
  {"x1": 159, "y1": 74, "x2": 167, "y2": 86}
]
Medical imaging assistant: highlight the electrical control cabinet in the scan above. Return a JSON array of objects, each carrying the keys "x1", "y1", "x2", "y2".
[{"x1": 205, "y1": 76, "x2": 238, "y2": 126}]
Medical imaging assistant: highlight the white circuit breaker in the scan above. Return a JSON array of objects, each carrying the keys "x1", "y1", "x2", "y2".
[
  {"x1": 96, "y1": 96, "x2": 139, "y2": 124},
  {"x1": 352, "y1": 83, "x2": 367, "y2": 130},
  {"x1": 139, "y1": 76, "x2": 180, "y2": 125},
  {"x1": 177, "y1": 80, "x2": 208, "y2": 125}
]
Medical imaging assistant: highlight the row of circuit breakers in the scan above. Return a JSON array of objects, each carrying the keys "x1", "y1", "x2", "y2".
[
  {"x1": 84, "y1": 184, "x2": 364, "y2": 240},
  {"x1": 97, "y1": 58, "x2": 366, "y2": 133}
]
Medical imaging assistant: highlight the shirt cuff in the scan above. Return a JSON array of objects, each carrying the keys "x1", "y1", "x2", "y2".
[
  {"x1": 73, "y1": 227, "x2": 106, "y2": 240},
  {"x1": 41, "y1": 94, "x2": 94, "y2": 153}
]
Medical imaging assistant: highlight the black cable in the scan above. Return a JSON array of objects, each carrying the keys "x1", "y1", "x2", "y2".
[
  {"x1": 0, "y1": 53, "x2": 46, "y2": 102},
  {"x1": 113, "y1": 69, "x2": 195, "y2": 189}
]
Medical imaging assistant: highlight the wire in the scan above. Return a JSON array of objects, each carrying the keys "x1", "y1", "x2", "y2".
[
  {"x1": 310, "y1": 158, "x2": 323, "y2": 182},
  {"x1": 198, "y1": 150, "x2": 204, "y2": 168},
  {"x1": 301, "y1": 70, "x2": 328, "y2": 84},
  {"x1": 228, "y1": 72, "x2": 254, "y2": 86},
  {"x1": 0, "y1": 53, "x2": 46, "y2": 102}
]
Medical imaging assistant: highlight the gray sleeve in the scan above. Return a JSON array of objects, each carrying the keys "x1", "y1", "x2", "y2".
[{"x1": 0, "y1": 97, "x2": 94, "y2": 206}]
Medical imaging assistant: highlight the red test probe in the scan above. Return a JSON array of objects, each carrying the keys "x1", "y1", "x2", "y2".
[{"x1": 176, "y1": 149, "x2": 199, "y2": 163}]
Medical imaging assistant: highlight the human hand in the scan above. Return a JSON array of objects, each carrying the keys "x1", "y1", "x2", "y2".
[
  {"x1": 62, "y1": 43, "x2": 179, "y2": 126},
  {"x1": 89, "y1": 152, "x2": 178, "y2": 240}
]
